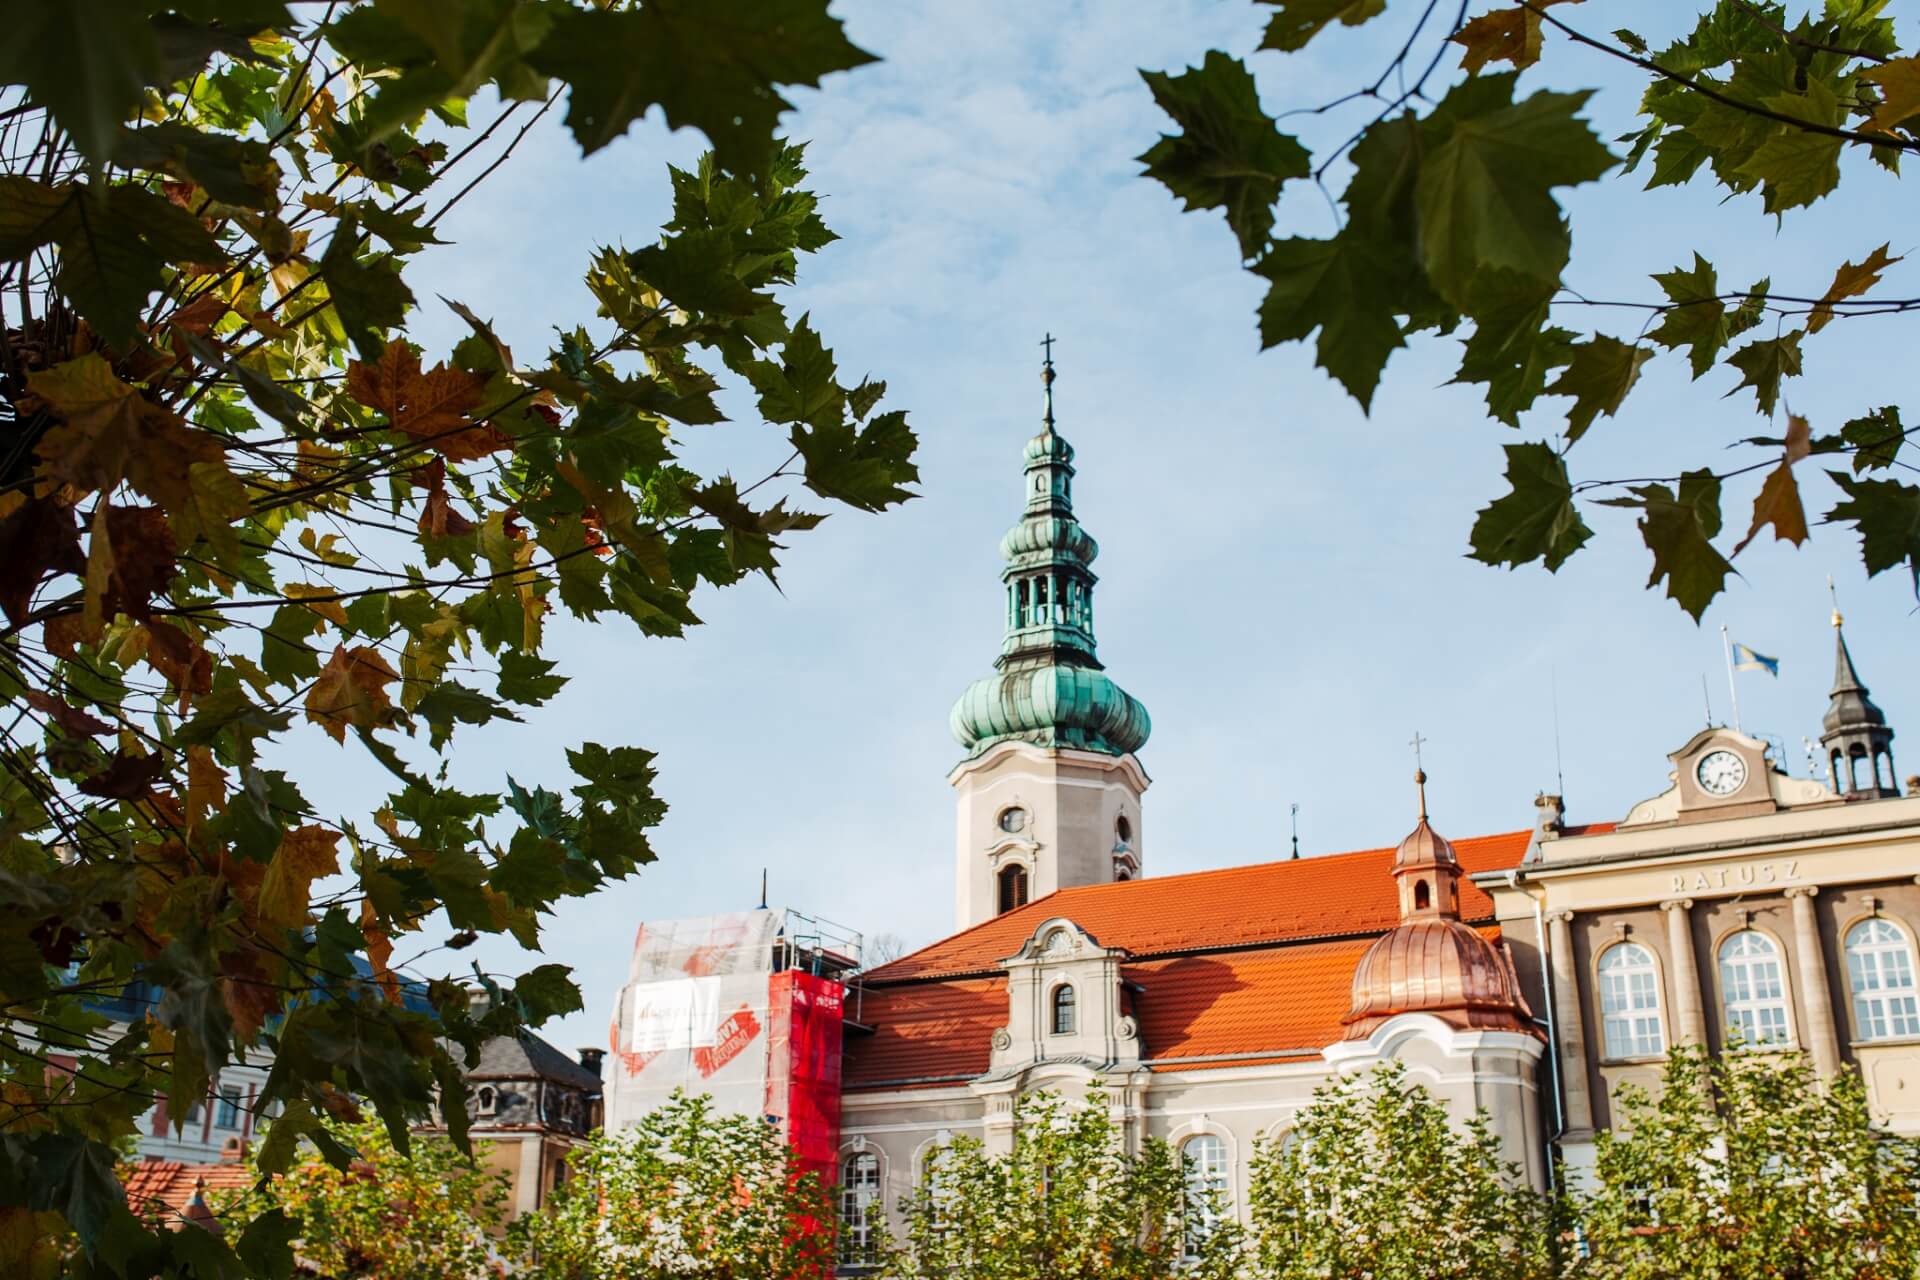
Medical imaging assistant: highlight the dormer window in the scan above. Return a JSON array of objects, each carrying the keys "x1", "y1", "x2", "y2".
[
  {"x1": 475, "y1": 1086, "x2": 496, "y2": 1116},
  {"x1": 1051, "y1": 984, "x2": 1077, "y2": 1035}
]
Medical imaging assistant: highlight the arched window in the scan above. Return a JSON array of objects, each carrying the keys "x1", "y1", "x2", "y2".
[
  {"x1": 1414, "y1": 879, "x2": 1431, "y2": 911},
  {"x1": 1718, "y1": 931, "x2": 1793, "y2": 1046},
  {"x1": 1051, "y1": 984, "x2": 1077, "y2": 1035},
  {"x1": 1598, "y1": 942, "x2": 1665, "y2": 1059},
  {"x1": 839, "y1": 1151, "x2": 881, "y2": 1265},
  {"x1": 1846, "y1": 918, "x2": 1920, "y2": 1040},
  {"x1": 1181, "y1": 1134, "x2": 1230, "y2": 1258},
  {"x1": 997, "y1": 864, "x2": 1028, "y2": 915},
  {"x1": 475, "y1": 1086, "x2": 496, "y2": 1116}
]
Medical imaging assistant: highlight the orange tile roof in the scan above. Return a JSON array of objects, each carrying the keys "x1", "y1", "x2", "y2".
[
  {"x1": 844, "y1": 829, "x2": 1554, "y2": 1090},
  {"x1": 873, "y1": 830, "x2": 1537, "y2": 981},
  {"x1": 123, "y1": 1158, "x2": 254, "y2": 1229}
]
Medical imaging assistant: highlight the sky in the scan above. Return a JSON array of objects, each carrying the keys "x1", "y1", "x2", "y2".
[{"x1": 302, "y1": 1, "x2": 1919, "y2": 1058}]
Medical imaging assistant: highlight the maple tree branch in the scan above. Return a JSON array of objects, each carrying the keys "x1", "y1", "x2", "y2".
[{"x1": 1520, "y1": 1, "x2": 1919, "y2": 153}]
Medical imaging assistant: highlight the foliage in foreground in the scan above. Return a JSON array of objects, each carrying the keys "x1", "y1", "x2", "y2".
[
  {"x1": 0, "y1": 1, "x2": 912, "y2": 1274},
  {"x1": 1576, "y1": 1044, "x2": 1920, "y2": 1280},
  {"x1": 512, "y1": 1091, "x2": 835, "y2": 1280},
  {"x1": 1140, "y1": 0, "x2": 1920, "y2": 618},
  {"x1": 1247, "y1": 1060, "x2": 1554, "y2": 1280},
  {"x1": 216, "y1": 1116, "x2": 510, "y2": 1280},
  {"x1": 886, "y1": 1089, "x2": 1240, "y2": 1280}
]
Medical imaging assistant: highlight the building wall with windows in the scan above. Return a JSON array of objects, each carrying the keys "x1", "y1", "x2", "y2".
[{"x1": 1484, "y1": 723, "x2": 1920, "y2": 1178}]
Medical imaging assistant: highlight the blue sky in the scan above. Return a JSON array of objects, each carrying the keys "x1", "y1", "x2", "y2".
[{"x1": 307, "y1": 2, "x2": 1918, "y2": 1057}]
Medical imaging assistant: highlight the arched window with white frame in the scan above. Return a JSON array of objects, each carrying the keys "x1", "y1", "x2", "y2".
[
  {"x1": 839, "y1": 1151, "x2": 882, "y2": 1266},
  {"x1": 1718, "y1": 930, "x2": 1793, "y2": 1047},
  {"x1": 1845, "y1": 918, "x2": 1920, "y2": 1041},
  {"x1": 1598, "y1": 941, "x2": 1666, "y2": 1059},
  {"x1": 1181, "y1": 1133, "x2": 1230, "y2": 1259}
]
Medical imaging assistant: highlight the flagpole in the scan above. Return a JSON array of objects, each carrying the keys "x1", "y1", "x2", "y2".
[{"x1": 1720, "y1": 625, "x2": 1742, "y2": 734}]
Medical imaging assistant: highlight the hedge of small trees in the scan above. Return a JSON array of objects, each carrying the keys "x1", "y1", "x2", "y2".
[{"x1": 200, "y1": 1052, "x2": 1920, "y2": 1279}]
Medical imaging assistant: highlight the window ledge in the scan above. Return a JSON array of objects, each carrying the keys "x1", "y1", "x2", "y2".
[
  {"x1": 1598, "y1": 1054, "x2": 1668, "y2": 1067},
  {"x1": 1849, "y1": 1034, "x2": 1920, "y2": 1050}
]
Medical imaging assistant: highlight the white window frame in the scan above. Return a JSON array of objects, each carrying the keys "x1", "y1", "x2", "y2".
[
  {"x1": 1597, "y1": 941, "x2": 1666, "y2": 1060},
  {"x1": 214, "y1": 1085, "x2": 242, "y2": 1130},
  {"x1": 1717, "y1": 929, "x2": 1795, "y2": 1048},
  {"x1": 840, "y1": 1151, "x2": 882, "y2": 1266},
  {"x1": 1845, "y1": 918, "x2": 1920, "y2": 1041},
  {"x1": 1181, "y1": 1133, "x2": 1230, "y2": 1260}
]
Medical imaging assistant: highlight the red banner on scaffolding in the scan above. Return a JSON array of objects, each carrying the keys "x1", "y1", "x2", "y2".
[{"x1": 764, "y1": 970, "x2": 843, "y2": 1182}]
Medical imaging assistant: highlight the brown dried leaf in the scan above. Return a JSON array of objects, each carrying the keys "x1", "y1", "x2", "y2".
[
  {"x1": 305, "y1": 644, "x2": 400, "y2": 742},
  {"x1": 258, "y1": 824, "x2": 341, "y2": 929}
]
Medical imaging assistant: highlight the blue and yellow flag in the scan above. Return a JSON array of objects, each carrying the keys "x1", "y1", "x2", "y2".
[{"x1": 1731, "y1": 642, "x2": 1779, "y2": 676}]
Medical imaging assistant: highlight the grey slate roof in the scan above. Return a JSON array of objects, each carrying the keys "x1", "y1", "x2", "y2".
[{"x1": 466, "y1": 1030, "x2": 603, "y2": 1092}]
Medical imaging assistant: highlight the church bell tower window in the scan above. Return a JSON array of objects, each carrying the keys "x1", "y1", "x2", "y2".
[{"x1": 997, "y1": 864, "x2": 1029, "y2": 915}]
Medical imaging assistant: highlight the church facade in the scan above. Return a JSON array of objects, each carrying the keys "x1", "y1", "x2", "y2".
[{"x1": 832, "y1": 361, "x2": 1920, "y2": 1260}]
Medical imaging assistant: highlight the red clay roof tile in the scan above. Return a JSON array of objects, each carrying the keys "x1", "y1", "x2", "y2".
[{"x1": 843, "y1": 828, "x2": 1552, "y2": 1090}]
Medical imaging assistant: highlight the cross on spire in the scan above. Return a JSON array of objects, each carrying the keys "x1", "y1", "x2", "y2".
[
  {"x1": 1410, "y1": 731, "x2": 1429, "y2": 817},
  {"x1": 1040, "y1": 333, "x2": 1057, "y2": 429},
  {"x1": 1828, "y1": 573, "x2": 1844, "y2": 628}
]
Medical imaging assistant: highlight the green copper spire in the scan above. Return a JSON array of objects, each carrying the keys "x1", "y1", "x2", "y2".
[{"x1": 949, "y1": 341, "x2": 1151, "y2": 758}]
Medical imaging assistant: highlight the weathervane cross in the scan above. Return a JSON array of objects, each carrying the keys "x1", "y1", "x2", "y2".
[
  {"x1": 1040, "y1": 332, "x2": 1056, "y2": 366},
  {"x1": 1409, "y1": 731, "x2": 1427, "y2": 772}
]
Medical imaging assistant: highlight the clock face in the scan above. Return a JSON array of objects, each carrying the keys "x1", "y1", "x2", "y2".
[{"x1": 1696, "y1": 749, "x2": 1748, "y2": 796}]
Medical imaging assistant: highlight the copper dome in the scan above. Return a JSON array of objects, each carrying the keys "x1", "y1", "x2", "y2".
[{"x1": 1342, "y1": 916, "x2": 1537, "y2": 1039}]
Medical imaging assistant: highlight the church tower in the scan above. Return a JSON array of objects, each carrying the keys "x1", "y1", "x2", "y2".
[
  {"x1": 1821, "y1": 602, "x2": 1897, "y2": 797},
  {"x1": 947, "y1": 344, "x2": 1151, "y2": 930}
]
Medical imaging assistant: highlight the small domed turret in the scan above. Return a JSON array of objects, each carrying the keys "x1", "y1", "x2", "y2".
[{"x1": 1343, "y1": 768, "x2": 1538, "y2": 1040}]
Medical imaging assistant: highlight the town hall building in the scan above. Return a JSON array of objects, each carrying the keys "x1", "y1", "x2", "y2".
[{"x1": 822, "y1": 356, "x2": 1920, "y2": 1260}]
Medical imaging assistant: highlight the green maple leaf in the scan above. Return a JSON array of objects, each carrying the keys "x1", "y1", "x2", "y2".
[
  {"x1": 1735, "y1": 81, "x2": 1845, "y2": 212},
  {"x1": 1545, "y1": 336, "x2": 1651, "y2": 443},
  {"x1": 1647, "y1": 253, "x2": 1728, "y2": 378},
  {"x1": 1608, "y1": 470, "x2": 1735, "y2": 619},
  {"x1": 1724, "y1": 331, "x2": 1803, "y2": 416},
  {"x1": 1826, "y1": 473, "x2": 1920, "y2": 588},
  {"x1": 1414, "y1": 73, "x2": 1616, "y2": 310},
  {"x1": 1258, "y1": 0, "x2": 1387, "y2": 51},
  {"x1": 0, "y1": 0, "x2": 161, "y2": 163},
  {"x1": 1254, "y1": 234, "x2": 1408, "y2": 409},
  {"x1": 1468, "y1": 442, "x2": 1592, "y2": 571},
  {"x1": 793, "y1": 409, "x2": 919, "y2": 512},
  {"x1": 529, "y1": 0, "x2": 876, "y2": 174},
  {"x1": 747, "y1": 315, "x2": 843, "y2": 428},
  {"x1": 1451, "y1": 293, "x2": 1574, "y2": 426},
  {"x1": 1840, "y1": 406, "x2": 1903, "y2": 472},
  {"x1": 1138, "y1": 51, "x2": 1309, "y2": 259}
]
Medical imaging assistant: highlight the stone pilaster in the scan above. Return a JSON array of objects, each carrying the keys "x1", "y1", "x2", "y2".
[
  {"x1": 1784, "y1": 886, "x2": 1841, "y2": 1078},
  {"x1": 1661, "y1": 898, "x2": 1708, "y2": 1046},
  {"x1": 1546, "y1": 910, "x2": 1595, "y2": 1137}
]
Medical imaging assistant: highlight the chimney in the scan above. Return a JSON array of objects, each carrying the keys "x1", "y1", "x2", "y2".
[
  {"x1": 577, "y1": 1047, "x2": 604, "y2": 1078},
  {"x1": 1533, "y1": 792, "x2": 1565, "y2": 838}
]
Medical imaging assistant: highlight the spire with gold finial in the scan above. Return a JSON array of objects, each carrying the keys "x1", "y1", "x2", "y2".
[{"x1": 1821, "y1": 579, "x2": 1897, "y2": 796}]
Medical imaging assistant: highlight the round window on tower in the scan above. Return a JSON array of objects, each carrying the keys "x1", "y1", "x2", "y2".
[
  {"x1": 999, "y1": 807, "x2": 1028, "y2": 834},
  {"x1": 1115, "y1": 814, "x2": 1132, "y2": 847}
]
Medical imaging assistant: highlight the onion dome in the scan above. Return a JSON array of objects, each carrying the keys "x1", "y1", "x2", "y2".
[
  {"x1": 950, "y1": 343, "x2": 1151, "y2": 759},
  {"x1": 1342, "y1": 769, "x2": 1538, "y2": 1040}
]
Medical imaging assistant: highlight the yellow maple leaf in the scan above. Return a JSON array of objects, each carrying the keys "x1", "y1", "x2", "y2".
[
  {"x1": 284, "y1": 582, "x2": 351, "y2": 628},
  {"x1": 1862, "y1": 55, "x2": 1920, "y2": 133},
  {"x1": 1451, "y1": 0, "x2": 1579, "y2": 74},
  {"x1": 1807, "y1": 243, "x2": 1901, "y2": 334},
  {"x1": 257, "y1": 823, "x2": 342, "y2": 928},
  {"x1": 305, "y1": 644, "x2": 400, "y2": 742},
  {"x1": 27, "y1": 355, "x2": 240, "y2": 517}
]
